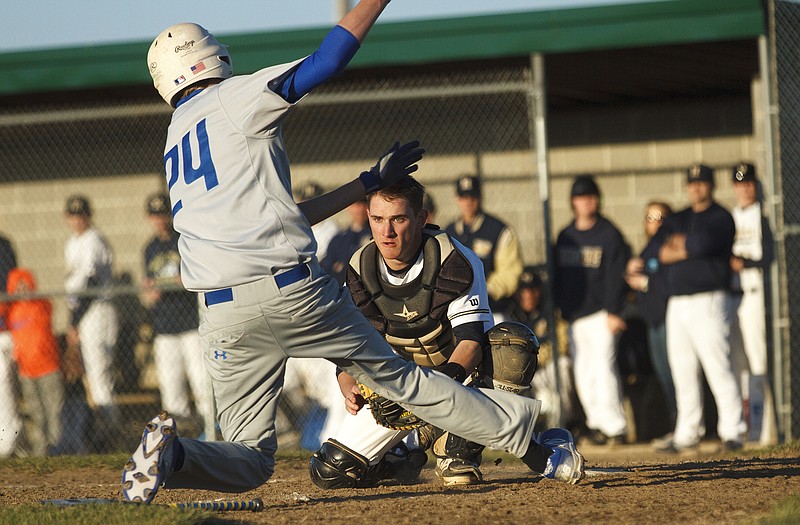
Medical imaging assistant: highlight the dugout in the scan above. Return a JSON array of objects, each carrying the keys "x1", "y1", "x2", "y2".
[{"x1": 2, "y1": 0, "x2": 800, "y2": 444}]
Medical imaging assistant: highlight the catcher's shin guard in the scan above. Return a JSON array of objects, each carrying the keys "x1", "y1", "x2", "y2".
[
  {"x1": 432, "y1": 431, "x2": 484, "y2": 485},
  {"x1": 435, "y1": 457, "x2": 483, "y2": 485},
  {"x1": 432, "y1": 431, "x2": 485, "y2": 462},
  {"x1": 381, "y1": 442, "x2": 428, "y2": 482},
  {"x1": 309, "y1": 439, "x2": 371, "y2": 490}
]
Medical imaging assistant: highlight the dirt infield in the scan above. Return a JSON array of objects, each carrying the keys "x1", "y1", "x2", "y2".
[{"x1": 3, "y1": 443, "x2": 800, "y2": 524}]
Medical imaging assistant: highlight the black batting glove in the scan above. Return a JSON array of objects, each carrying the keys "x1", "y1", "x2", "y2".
[{"x1": 359, "y1": 140, "x2": 425, "y2": 193}]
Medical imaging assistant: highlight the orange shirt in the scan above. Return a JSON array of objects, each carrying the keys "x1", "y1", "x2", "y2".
[{"x1": 6, "y1": 268, "x2": 60, "y2": 379}]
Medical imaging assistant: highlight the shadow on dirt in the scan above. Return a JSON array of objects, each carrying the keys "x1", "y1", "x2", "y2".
[{"x1": 587, "y1": 457, "x2": 800, "y2": 488}]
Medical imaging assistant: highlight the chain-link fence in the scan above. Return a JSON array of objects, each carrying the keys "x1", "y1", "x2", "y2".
[
  {"x1": 771, "y1": 0, "x2": 800, "y2": 440},
  {"x1": 0, "y1": 60, "x2": 550, "y2": 456},
  {"x1": 1, "y1": 24, "x2": 792, "y2": 457}
]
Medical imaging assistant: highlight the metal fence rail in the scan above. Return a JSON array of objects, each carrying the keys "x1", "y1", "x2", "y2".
[{"x1": 772, "y1": 0, "x2": 800, "y2": 439}]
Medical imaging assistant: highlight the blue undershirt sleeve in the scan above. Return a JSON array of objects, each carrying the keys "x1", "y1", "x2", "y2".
[
  {"x1": 453, "y1": 321, "x2": 488, "y2": 346},
  {"x1": 276, "y1": 25, "x2": 361, "y2": 103}
]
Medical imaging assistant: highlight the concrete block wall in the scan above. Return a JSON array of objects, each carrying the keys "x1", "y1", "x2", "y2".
[
  {"x1": 0, "y1": 134, "x2": 751, "y2": 333},
  {"x1": 0, "y1": 174, "x2": 166, "y2": 330}
]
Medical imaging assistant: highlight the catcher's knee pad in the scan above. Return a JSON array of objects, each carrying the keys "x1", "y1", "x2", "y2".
[
  {"x1": 309, "y1": 439, "x2": 370, "y2": 490},
  {"x1": 432, "y1": 431, "x2": 484, "y2": 463},
  {"x1": 480, "y1": 321, "x2": 540, "y2": 396}
]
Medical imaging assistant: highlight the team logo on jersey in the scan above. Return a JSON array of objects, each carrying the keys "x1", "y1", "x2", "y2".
[
  {"x1": 581, "y1": 246, "x2": 603, "y2": 269},
  {"x1": 471, "y1": 239, "x2": 493, "y2": 258},
  {"x1": 557, "y1": 245, "x2": 603, "y2": 268},
  {"x1": 393, "y1": 304, "x2": 419, "y2": 322}
]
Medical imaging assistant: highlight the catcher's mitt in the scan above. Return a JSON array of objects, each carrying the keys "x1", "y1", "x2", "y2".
[{"x1": 357, "y1": 384, "x2": 426, "y2": 430}]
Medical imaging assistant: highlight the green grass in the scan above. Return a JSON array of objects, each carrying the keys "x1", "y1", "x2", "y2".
[
  {"x1": 752, "y1": 496, "x2": 800, "y2": 525},
  {"x1": 0, "y1": 449, "x2": 313, "y2": 472},
  {"x1": 0, "y1": 503, "x2": 227, "y2": 525},
  {"x1": 0, "y1": 450, "x2": 312, "y2": 524},
  {"x1": 0, "y1": 452, "x2": 131, "y2": 473}
]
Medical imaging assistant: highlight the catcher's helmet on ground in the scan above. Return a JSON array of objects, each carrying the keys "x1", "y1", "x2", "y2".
[
  {"x1": 148, "y1": 23, "x2": 233, "y2": 107},
  {"x1": 481, "y1": 322, "x2": 540, "y2": 395}
]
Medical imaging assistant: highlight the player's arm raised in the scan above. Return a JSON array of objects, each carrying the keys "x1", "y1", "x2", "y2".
[
  {"x1": 338, "y1": 0, "x2": 393, "y2": 43},
  {"x1": 273, "y1": 0, "x2": 391, "y2": 103}
]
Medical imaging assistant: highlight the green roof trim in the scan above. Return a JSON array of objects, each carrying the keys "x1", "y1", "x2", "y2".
[{"x1": 0, "y1": 0, "x2": 764, "y2": 96}]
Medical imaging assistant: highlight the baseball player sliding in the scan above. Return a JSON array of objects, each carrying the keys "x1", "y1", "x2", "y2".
[{"x1": 123, "y1": 0, "x2": 584, "y2": 504}]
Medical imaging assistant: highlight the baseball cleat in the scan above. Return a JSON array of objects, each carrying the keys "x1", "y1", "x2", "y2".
[
  {"x1": 653, "y1": 437, "x2": 699, "y2": 454},
  {"x1": 121, "y1": 411, "x2": 177, "y2": 503},
  {"x1": 435, "y1": 457, "x2": 483, "y2": 485},
  {"x1": 722, "y1": 440, "x2": 743, "y2": 452},
  {"x1": 540, "y1": 428, "x2": 586, "y2": 485}
]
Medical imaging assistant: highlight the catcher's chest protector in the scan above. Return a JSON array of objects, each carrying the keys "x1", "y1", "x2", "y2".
[{"x1": 347, "y1": 229, "x2": 473, "y2": 367}]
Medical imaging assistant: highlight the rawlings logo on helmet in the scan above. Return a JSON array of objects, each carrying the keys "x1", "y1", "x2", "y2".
[{"x1": 175, "y1": 40, "x2": 195, "y2": 53}]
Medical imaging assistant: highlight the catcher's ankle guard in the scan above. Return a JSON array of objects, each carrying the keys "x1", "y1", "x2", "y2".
[
  {"x1": 310, "y1": 439, "x2": 371, "y2": 490},
  {"x1": 432, "y1": 431, "x2": 485, "y2": 463}
]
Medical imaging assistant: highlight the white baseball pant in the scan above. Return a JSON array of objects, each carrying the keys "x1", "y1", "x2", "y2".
[
  {"x1": 334, "y1": 404, "x2": 413, "y2": 463},
  {"x1": 0, "y1": 331, "x2": 21, "y2": 457},
  {"x1": 729, "y1": 271, "x2": 776, "y2": 444},
  {"x1": 283, "y1": 357, "x2": 349, "y2": 446},
  {"x1": 78, "y1": 300, "x2": 118, "y2": 408},
  {"x1": 569, "y1": 310, "x2": 627, "y2": 438},
  {"x1": 153, "y1": 329, "x2": 212, "y2": 423},
  {"x1": 667, "y1": 291, "x2": 746, "y2": 446}
]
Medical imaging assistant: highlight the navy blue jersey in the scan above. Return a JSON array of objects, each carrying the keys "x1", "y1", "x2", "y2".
[
  {"x1": 635, "y1": 238, "x2": 671, "y2": 327},
  {"x1": 144, "y1": 231, "x2": 199, "y2": 334},
  {"x1": 445, "y1": 212, "x2": 506, "y2": 277},
  {"x1": 0, "y1": 236, "x2": 17, "y2": 331},
  {"x1": 554, "y1": 216, "x2": 630, "y2": 322},
  {"x1": 321, "y1": 225, "x2": 372, "y2": 284},
  {"x1": 644, "y1": 202, "x2": 734, "y2": 296}
]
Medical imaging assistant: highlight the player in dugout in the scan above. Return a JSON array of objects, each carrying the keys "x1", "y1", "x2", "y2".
[{"x1": 123, "y1": 0, "x2": 584, "y2": 504}]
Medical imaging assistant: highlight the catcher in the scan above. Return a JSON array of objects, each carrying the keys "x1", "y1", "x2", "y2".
[{"x1": 310, "y1": 176, "x2": 581, "y2": 488}]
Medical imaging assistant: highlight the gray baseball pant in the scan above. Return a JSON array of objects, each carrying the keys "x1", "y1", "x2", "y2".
[{"x1": 166, "y1": 261, "x2": 539, "y2": 492}]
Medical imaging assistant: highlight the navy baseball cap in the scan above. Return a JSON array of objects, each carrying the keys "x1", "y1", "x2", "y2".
[
  {"x1": 686, "y1": 164, "x2": 714, "y2": 184},
  {"x1": 732, "y1": 162, "x2": 756, "y2": 183},
  {"x1": 65, "y1": 195, "x2": 91, "y2": 216},
  {"x1": 570, "y1": 175, "x2": 600, "y2": 198},
  {"x1": 296, "y1": 181, "x2": 324, "y2": 201},
  {"x1": 518, "y1": 267, "x2": 543, "y2": 290},
  {"x1": 146, "y1": 193, "x2": 171, "y2": 215},
  {"x1": 456, "y1": 175, "x2": 481, "y2": 197}
]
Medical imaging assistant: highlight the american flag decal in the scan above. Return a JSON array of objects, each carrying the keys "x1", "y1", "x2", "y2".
[{"x1": 191, "y1": 61, "x2": 206, "y2": 74}]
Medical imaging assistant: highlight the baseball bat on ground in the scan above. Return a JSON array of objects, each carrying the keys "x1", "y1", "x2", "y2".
[
  {"x1": 169, "y1": 498, "x2": 264, "y2": 512},
  {"x1": 42, "y1": 497, "x2": 264, "y2": 512}
]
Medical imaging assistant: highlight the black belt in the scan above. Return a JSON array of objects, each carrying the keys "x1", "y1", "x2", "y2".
[{"x1": 205, "y1": 264, "x2": 311, "y2": 306}]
